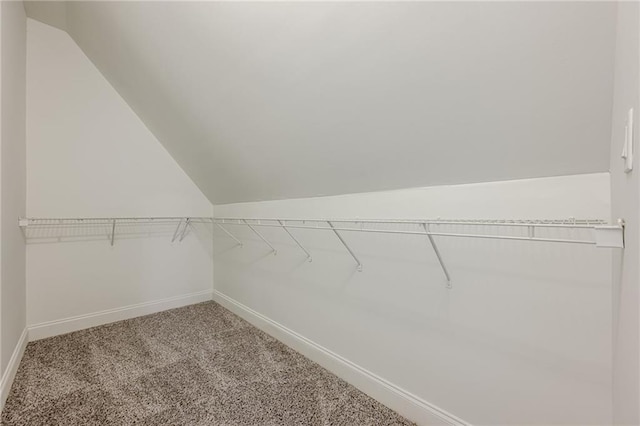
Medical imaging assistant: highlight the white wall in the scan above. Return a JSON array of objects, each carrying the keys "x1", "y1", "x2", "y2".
[
  {"x1": 0, "y1": 0, "x2": 26, "y2": 381},
  {"x1": 610, "y1": 2, "x2": 640, "y2": 424},
  {"x1": 26, "y1": 19, "x2": 213, "y2": 334},
  {"x1": 213, "y1": 173, "x2": 613, "y2": 425}
]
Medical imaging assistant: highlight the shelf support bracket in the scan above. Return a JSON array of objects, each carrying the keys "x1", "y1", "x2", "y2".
[
  {"x1": 243, "y1": 219, "x2": 277, "y2": 254},
  {"x1": 110, "y1": 219, "x2": 116, "y2": 246},
  {"x1": 278, "y1": 220, "x2": 312, "y2": 262},
  {"x1": 422, "y1": 223, "x2": 452, "y2": 288},
  {"x1": 214, "y1": 222, "x2": 243, "y2": 247},
  {"x1": 328, "y1": 221, "x2": 362, "y2": 271},
  {"x1": 171, "y1": 218, "x2": 184, "y2": 243},
  {"x1": 179, "y1": 218, "x2": 191, "y2": 242}
]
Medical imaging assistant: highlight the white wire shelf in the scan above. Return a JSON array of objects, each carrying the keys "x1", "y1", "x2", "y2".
[
  {"x1": 216, "y1": 217, "x2": 609, "y2": 227},
  {"x1": 18, "y1": 217, "x2": 213, "y2": 245},
  {"x1": 213, "y1": 217, "x2": 625, "y2": 289},
  {"x1": 18, "y1": 216, "x2": 625, "y2": 289},
  {"x1": 18, "y1": 217, "x2": 213, "y2": 225}
]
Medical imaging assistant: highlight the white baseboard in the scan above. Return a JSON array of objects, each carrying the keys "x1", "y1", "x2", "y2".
[
  {"x1": 28, "y1": 290, "x2": 213, "y2": 341},
  {"x1": 212, "y1": 290, "x2": 469, "y2": 426},
  {"x1": 1, "y1": 328, "x2": 28, "y2": 412}
]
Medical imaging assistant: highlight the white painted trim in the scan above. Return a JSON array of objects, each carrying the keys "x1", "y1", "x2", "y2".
[
  {"x1": 212, "y1": 290, "x2": 469, "y2": 426},
  {"x1": 28, "y1": 290, "x2": 213, "y2": 341},
  {"x1": 0, "y1": 328, "x2": 28, "y2": 412}
]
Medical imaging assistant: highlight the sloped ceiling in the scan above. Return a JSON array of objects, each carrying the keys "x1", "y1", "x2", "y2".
[
  {"x1": 25, "y1": 1, "x2": 617, "y2": 204},
  {"x1": 23, "y1": 1, "x2": 66, "y2": 31}
]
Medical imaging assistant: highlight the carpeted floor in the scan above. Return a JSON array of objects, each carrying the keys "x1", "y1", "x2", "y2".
[{"x1": 1, "y1": 301, "x2": 414, "y2": 425}]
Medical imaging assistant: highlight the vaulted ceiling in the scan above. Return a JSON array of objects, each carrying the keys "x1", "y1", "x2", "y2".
[{"x1": 25, "y1": 1, "x2": 617, "y2": 204}]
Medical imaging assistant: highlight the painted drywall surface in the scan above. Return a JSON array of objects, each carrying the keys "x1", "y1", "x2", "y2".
[
  {"x1": 62, "y1": 1, "x2": 616, "y2": 203},
  {"x1": 610, "y1": 2, "x2": 640, "y2": 424},
  {"x1": 214, "y1": 173, "x2": 613, "y2": 425},
  {"x1": 26, "y1": 19, "x2": 213, "y2": 326},
  {"x1": 1, "y1": 0, "x2": 26, "y2": 377}
]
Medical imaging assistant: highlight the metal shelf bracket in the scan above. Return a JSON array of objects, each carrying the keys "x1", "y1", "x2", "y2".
[
  {"x1": 215, "y1": 222, "x2": 243, "y2": 247},
  {"x1": 243, "y1": 219, "x2": 277, "y2": 255},
  {"x1": 422, "y1": 223, "x2": 452, "y2": 289},
  {"x1": 278, "y1": 220, "x2": 312, "y2": 262},
  {"x1": 328, "y1": 221, "x2": 362, "y2": 272}
]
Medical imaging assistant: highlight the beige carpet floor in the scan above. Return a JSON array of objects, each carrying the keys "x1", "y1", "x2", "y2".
[{"x1": 1, "y1": 301, "x2": 414, "y2": 425}]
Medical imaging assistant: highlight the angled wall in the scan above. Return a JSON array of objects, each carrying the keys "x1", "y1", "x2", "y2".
[
  {"x1": 25, "y1": 19, "x2": 213, "y2": 339},
  {"x1": 213, "y1": 173, "x2": 613, "y2": 425}
]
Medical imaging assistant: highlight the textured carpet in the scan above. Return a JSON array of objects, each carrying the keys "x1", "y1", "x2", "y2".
[{"x1": 1, "y1": 301, "x2": 414, "y2": 425}]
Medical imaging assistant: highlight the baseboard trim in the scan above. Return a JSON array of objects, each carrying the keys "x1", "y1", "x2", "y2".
[
  {"x1": 28, "y1": 290, "x2": 213, "y2": 341},
  {"x1": 0, "y1": 328, "x2": 29, "y2": 412},
  {"x1": 212, "y1": 290, "x2": 468, "y2": 426}
]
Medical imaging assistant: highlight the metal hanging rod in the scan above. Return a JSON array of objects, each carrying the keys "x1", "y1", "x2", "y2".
[
  {"x1": 226, "y1": 224, "x2": 594, "y2": 245},
  {"x1": 213, "y1": 217, "x2": 625, "y2": 289}
]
